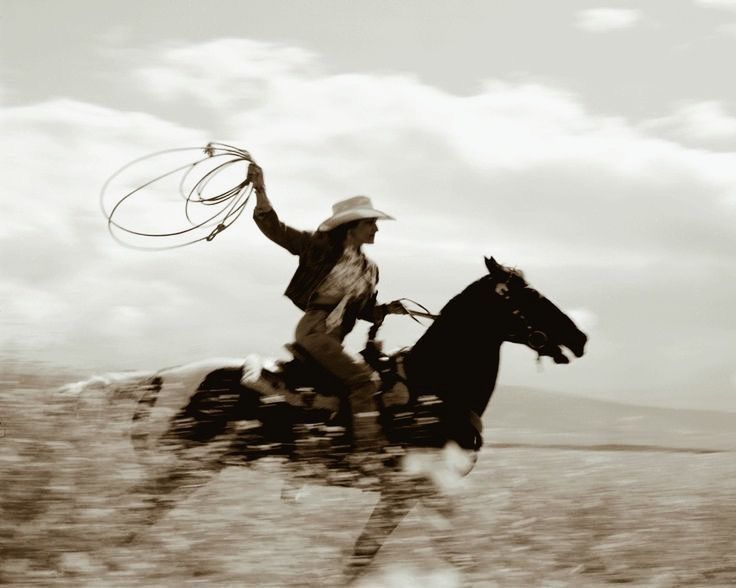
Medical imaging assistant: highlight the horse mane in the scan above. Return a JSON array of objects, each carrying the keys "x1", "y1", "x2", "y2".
[
  {"x1": 431, "y1": 278, "x2": 491, "y2": 330},
  {"x1": 504, "y1": 266, "x2": 525, "y2": 282}
]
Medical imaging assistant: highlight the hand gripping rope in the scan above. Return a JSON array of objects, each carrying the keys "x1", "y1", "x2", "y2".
[{"x1": 100, "y1": 142, "x2": 256, "y2": 250}]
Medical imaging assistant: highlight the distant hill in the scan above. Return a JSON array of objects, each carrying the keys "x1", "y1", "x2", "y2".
[
  {"x1": 485, "y1": 386, "x2": 736, "y2": 452},
  {"x1": 2, "y1": 361, "x2": 733, "y2": 453}
]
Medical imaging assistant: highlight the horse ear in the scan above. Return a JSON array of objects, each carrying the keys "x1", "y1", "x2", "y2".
[{"x1": 484, "y1": 256, "x2": 499, "y2": 274}]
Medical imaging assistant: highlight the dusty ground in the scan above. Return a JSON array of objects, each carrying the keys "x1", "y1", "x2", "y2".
[{"x1": 1, "y1": 374, "x2": 734, "y2": 587}]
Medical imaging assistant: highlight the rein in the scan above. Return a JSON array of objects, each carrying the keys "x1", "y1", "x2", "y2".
[
  {"x1": 397, "y1": 297, "x2": 439, "y2": 323},
  {"x1": 367, "y1": 297, "x2": 438, "y2": 341}
]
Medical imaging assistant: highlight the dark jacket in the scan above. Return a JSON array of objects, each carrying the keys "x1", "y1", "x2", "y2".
[{"x1": 253, "y1": 208, "x2": 380, "y2": 324}]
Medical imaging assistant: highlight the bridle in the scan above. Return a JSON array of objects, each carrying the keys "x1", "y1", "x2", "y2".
[
  {"x1": 362, "y1": 276, "x2": 547, "y2": 452},
  {"x1": 367, "y1": 274, "x2": 548, "y2": 357},
  {"x1": 493, "y1": 272, "x2": 549, "y2": 355}
]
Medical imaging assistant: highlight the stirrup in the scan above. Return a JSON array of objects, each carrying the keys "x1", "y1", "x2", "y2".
[{"x1": 352, "y1": 411, "x2": 385, "y2": 451}]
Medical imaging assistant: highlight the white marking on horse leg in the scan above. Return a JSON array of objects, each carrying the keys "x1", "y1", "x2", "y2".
[{"x1": 280, "y1": 478, "x2": 305, "y2": 503}]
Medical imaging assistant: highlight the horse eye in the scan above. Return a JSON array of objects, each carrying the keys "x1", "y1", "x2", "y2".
[{"x1": 494, "y1": 282, "x2": 509, "y2": 296}]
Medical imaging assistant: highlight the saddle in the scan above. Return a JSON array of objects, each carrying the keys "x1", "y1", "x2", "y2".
[
  {"x1": 281, "y1": 342, "x2": 410, "y2": 405},
  {"x1": 249, "y1": 342, "x2": 408, "y2": 418},
  {"x1": 247, "y1": 343, "x2": 481, "y2": 450},
  {"x1": 278, "y1": 342, "x2": 349, "y2": 397}
]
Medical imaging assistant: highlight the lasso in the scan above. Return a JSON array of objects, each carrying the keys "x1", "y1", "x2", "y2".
[{"x1": 100, "y1": 142, "x2": 256, "y2": 250}]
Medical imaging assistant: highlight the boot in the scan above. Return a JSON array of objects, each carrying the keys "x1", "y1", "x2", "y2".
[
  {"x1": 348, "y1": 381, "x2": 388, "y2": 474},
  {"x1": 352, "y1": 410, "x2": 386, "y2": 454}
]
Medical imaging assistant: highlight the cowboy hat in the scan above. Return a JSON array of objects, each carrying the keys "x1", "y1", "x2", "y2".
[{"x1": 317, "y1": 195, "x2": 394, "y2": 232}]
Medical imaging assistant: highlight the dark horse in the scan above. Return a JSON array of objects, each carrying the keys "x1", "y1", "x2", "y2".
[{"x1": 125, "y1": 257, "x2": 587, "y2": 580}]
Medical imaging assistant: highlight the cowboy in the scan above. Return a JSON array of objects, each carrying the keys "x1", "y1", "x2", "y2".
[{"x1": 248, "y1": 163, "x2": 406, "y2": 458}]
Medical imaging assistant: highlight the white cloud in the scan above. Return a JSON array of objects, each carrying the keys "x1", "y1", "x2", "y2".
[
  {"x1": 568, "y1": 308, "x2": 599, "y2": 332},
  {"x1": 640, "y1": 101, "x2": 736, "y2": 149},
  {"x1": 0, "y1": 99, "x2": 210, "y2": 362},
  {"x1": 2, "y1": 38, "x2": 736, "y2": 410},
  {"x1": 717, "y1": 21, "x2": 736, "y2": 35},
  {"x1": 574, "y1": 8, "x2": 642, "y2": 32},
  {"x1": 135, "y1": 38, "x2": 318, "y2": 109},
  {"x1": 130, "y1": 40, "x2": 736, "y2": 266},
  {"x1": 695, "y1": 0, "x2": 736, "y2": 10}
]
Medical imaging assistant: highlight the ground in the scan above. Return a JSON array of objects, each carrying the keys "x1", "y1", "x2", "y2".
[{"x1": 1, "y1": 375, "x2": 734, "y2": 587}]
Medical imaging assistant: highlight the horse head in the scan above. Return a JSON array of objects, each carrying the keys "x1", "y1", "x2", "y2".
[{"x1": 484, "y1": 256, "x2": 587, "y2": 364}]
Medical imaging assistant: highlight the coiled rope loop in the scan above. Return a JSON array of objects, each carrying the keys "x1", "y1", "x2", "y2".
[{"x1": 100, "y1": 142, "x2": 256, "y2": 250}]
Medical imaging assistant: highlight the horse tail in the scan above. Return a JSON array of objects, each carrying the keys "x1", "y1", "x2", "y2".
[{"x1": 130, "y1": 375, "x2": 163, "y2": 455}]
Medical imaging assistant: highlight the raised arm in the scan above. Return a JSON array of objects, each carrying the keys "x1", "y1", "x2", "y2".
[{"x1": 249, "y1": 163, "x2": 311, "y2": 256}]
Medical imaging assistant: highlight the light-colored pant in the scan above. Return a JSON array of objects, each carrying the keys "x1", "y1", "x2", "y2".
[{"x1": 294, "y1": 309, "x2": 377, "y2": 415}]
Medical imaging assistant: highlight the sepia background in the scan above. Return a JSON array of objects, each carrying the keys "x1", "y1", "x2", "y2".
[{"x1": 2, "y1": 1, "x2": 735, "y2": 586}]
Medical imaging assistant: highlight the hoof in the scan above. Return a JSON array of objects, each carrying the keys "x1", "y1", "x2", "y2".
[{"x1": 342, "y1": 554, "x2": 373, "y2": 584}]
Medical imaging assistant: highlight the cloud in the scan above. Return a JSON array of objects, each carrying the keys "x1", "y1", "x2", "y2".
[
  {"x1": 717, "y1": 21, "x2": 736, "y2": 35},
  {"x1": 135, "y1": 38, "x2": 319, "y2": 109},
  {"x1": 574, "y1": 8, "x2": 642, "y2": 32},
  {"x1": 3, "y1": 37, "x2": 736, "y2": 411},
  {"x1": 131, "y1": 40, "x2": 736, "y2": 268},
  {"x1": 640, "y1": 100, "x2": 736, "y2": 149},
  {"x1": 0, "y1": 99, "x2": 211, "y2": 362},
  {"x1": 695, "y1": 0, "x2": 736, "y2": 10},
  {"x1": 0, "y1": 99, "x2": 206, "y2": 264},
  {"x1": 568, "y1": 308, "x2": 599, "y2": 332}
]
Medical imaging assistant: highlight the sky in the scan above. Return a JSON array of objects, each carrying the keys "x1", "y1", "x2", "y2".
[{"x1": 1, "y1": 0, "x2": 735, "y2": 412}]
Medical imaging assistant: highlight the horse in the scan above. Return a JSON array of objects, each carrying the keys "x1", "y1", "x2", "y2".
[{"x1": 121, "y1": 256, "x2": 587, "y2": 581}]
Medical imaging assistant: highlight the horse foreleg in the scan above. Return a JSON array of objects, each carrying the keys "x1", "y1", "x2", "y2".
[
  {"x1": 343, "y1": 489, "x2": 418, "y2": 581},
  {"x1": 421, "y1": 493, "x2": 478, "y2": 572}
]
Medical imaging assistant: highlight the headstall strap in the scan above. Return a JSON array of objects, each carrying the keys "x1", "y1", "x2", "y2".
[{"x1": 495, "y1": 273, "x2": 548, "y2": 355}]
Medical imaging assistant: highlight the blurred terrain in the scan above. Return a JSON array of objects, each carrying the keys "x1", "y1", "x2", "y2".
[
  {"x1": 1, "y1": 364, "x2": 734, "y2": 587},
  {"x1": 487, "y1": 385, "x2": 736, "y2": 452}
]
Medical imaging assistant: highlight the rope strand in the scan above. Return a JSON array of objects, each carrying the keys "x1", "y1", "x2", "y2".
[{"x1": 100, "y1": 143, "x2": 255, "y2": 250}]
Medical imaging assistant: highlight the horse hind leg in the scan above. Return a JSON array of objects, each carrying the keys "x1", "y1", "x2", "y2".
[
  {"x1": 120, "y1": 441, "x2": 229, "y2": 547},
  {"x1": 124, "y1": 402, "x2": 268, "y2": 547},
  {"x1": 343, "y1": 487, "x2": 418, "y2": 582},
  {"x1": 118, "y1": 366, "x2": 264, "y2": 552}
]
